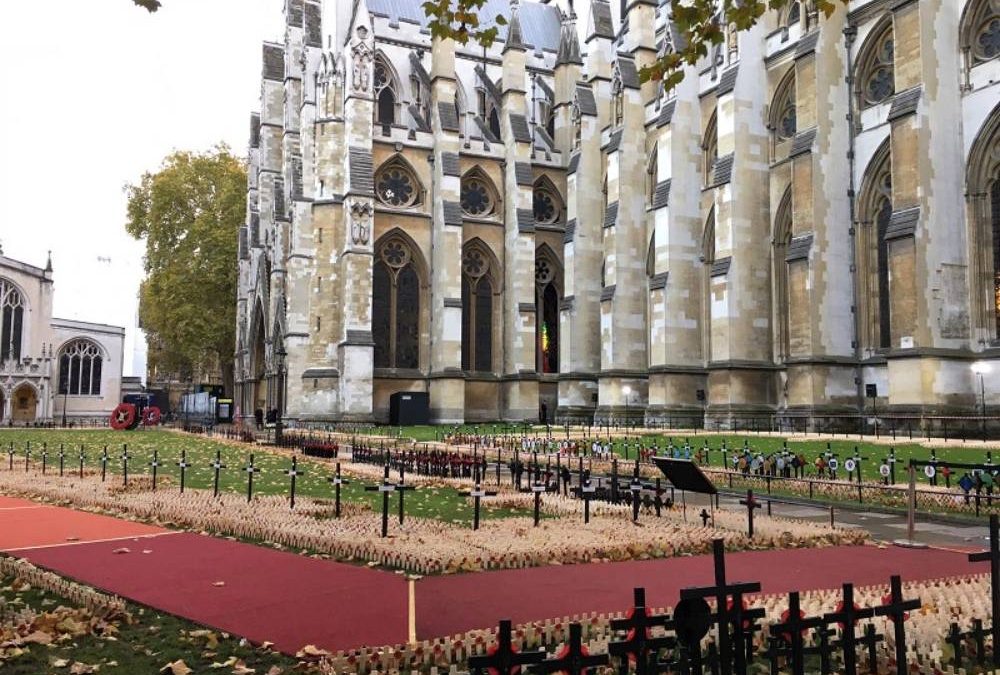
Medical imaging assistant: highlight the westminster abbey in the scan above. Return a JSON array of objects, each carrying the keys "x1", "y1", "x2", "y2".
[{"x1": 234, "y1": 0, "x2": 1000, "y2": 426}]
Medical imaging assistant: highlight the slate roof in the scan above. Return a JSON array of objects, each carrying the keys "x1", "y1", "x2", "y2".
[
  {"x1": 710, "y1": 256, "x2": 732, "y2": 277},
  {"x1": 652, "y1": 180, "x2": 671, "y2": 209},
  {"x1": 885, "y1": 207, "x2": 919, "y2": 240},
  {"x1": 888, "y1": 86, "x2": 921, "y2": 122},
  {"x1": 576, "y1": 85, "x2": 598, "y2": 116},
  {"x1": 785, "y1": 234, "x2": 813, "y2": 262},
  {"x1": 441, "y1": 152, "x2": 461, "y2": 177},
  {"x1": 368, "y1": 0, "x2": 562, "y2": 52}
]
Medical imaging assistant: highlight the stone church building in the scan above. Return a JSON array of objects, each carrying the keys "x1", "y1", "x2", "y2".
[
  {"x1": 0, "y1": 252, "x2": 125, "y2": 424},
  {"x1": 235, "y1": 0, "x2": 1000, "y2": 426}
]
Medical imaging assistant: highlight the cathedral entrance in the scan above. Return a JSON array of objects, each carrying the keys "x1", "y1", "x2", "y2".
[
  {"x1": 11, "y1": 384, "x2": 37, "y2": 423},
  {"x1": 251, "y1": 314, "x2": 267, "y2": 420}
]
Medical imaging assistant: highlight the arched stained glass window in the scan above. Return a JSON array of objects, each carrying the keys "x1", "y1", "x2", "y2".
[
  {"x1": 0, "y1": 278, "x2": 24, "y2": 364},
  {"x1": 58, "y1": 340, "x2": 103, "y2": 396},
  {"x1": 461, "y1": 170, "x2": 498, "y2": 218},
  {"x1": 535, "y1": 253, "x2": 560, "y2": 374},
  {"x1": 858, "y1": 23, "x2": 895, "y2": 108},
  {"x1": 373, "y1": 55, "x2": 397, "y2": 126},
  {"x1": 372, "y1": 236, "x2": 421, "y2": 369},
  {"x1": 375, "y1": 158, "x2": 422, "y2": 208},
  {"x1": 461, "y1": 243, "x2": 495, "y2": 372}
]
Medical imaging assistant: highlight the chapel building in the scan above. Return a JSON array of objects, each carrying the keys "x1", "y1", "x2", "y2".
[
  {"x1": 0, "y1": 253, "x2": 125, "y2": 424},
  {"x1": 234, "y1": 0, "x2": 1000, "y2": 427}
]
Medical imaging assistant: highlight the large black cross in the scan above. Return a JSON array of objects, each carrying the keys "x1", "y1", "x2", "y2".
[
  {"x1": 523, "y1": 479, "x2": 547, "y2": 527},
  {"x1": 285, "y1": 455, "x2": 303, "y2": 509},
  {"x1": 680, "y1": 539, "x2": 763, "y2": 675},
  {"x1": 7, "y1": 443, "x2": 14, "y2": 471},
  {"x1": 460, "y1": 481, "x2": 497, "y2": 531},
  {"x1": 23, "y1": 445, "x2": 30, "y2": 473},
  {"x1": 768, "y1": 591, "x2": 828, "y2": 675},
  {"x1": 149, "y1": 450, "x2": 160, "y2": 490},
  {"x1": 572, "y1": 476, "x2": 597, "y2": 524},
  {"x1": 468, "y1": 620, "x2": 546, "y2": 675},
  {"x1": 968, "y1": 512, "x2": 1000, "y2": 665},
  {"x1": 873, "y1": 575, "x2": 921, "y2": 675},
  {"x1": 176, "y1": 450, "x2": 190, "y2": 493},
  {"x1": 210, "y1": 450, "x2": 226, "y2": 498},
  {"x1": 608, "y1": 587, "x2": 675, "y2": 675},
  {"x1": 822, "y1": 582, "x2": 877, "y2": 675},
  {"x1": 739, "y1": 489, "x2": 762, "y2": 538},
  {"x1": 77, "y1": 446, "x2": 86, "y2": 479},
  {"x1": 58, "y1": 444, "x2": 65, "y2": 477},
  {"x1": 121, "y1": 446, "x2": 131, "y2": 486},
  {"x1": 100, "y1": 446, "x2": 109, "y2": 482},
  {"x1": 528, "y1": 622, "x2": 608, "y2": 675},
  {"x1": 365, "y1": 464, "x2": 400, "y2": 538},
  {"x1": 244, "y1": 453, "x2": 260, "y2": 503},
  {"x1": 327, "y1": 462, "x2": 349, "y2": 518},
  {"x1": 859, "y1": 622, "x2": 883, "y2": 674}
]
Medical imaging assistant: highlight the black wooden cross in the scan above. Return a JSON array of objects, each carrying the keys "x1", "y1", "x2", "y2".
[
  {"x1": 523, "y1": 479, "x2": 547, "y2": 527},
  {"x1": 396, "y1": 463, "x2": 414, "y2": 525},
  {"x1": 100, "y1": 446, "x2": 109, "y2": 482},
  {"x1": 244, "y1": 453, "x2": 260, "y2": 503},
  {"x1": 121, "y1": 446, "x2": 131, "y2": 486},
  {"x1": 528, "y1": 622, "x2": 608, "y2": 675},
  {"x1": 326, "y1": 462, "x2": 349, "y2": 518},
  {"x1": 468, "y1": 620, "x2": 546, "y2": 675},
  {"x1": 739, "y1": 489, "x2": 762, "y2": 537},
  {"x1": 967, "y1": 512, "x2": 1000, "y2": 665},
  {"x1": 22, "y1": 445, "x2": 30, "y2": 473},
  {"x1": 210, "y1": 450, "x2": 226, "y2": 498},
  {"x1": 572, "y1": 476, "x2": 597, "y2": 524},
  {"x1": 608, "y1": 588, "x2": 675, "y2": 675},
  {"x1": 78, "y1": 446, "x2": 86, "y2": 478},
  {"x1": 611, "y1": 458, "x2": 620, "y2": 504},
  {"x1": 859, "y1": 622, "x2": 883, "y2": 674},
  {"x1": 679, "y1": 539, "x2": 763, "y2": 675},
  {"x1": 947, "y1": 621, "x2": 971, "y2": 669},
  {"x1": 149, "y1": 450, "x2": 161, "y2": 490},
  {"x1": 768, "y1": 591, "x2": 827, "y2": 675},
  {"x1": 176, "y1": 450, "x2": 190, "y2": 493},
  {"x1": 873, "y1": 575, "x2": 921, "y2": 675},
  {"x1": 460, "y1": 481, "x2": 497, "y2": 531},
  {"x1": 40, "y1": 445, "x2": 48, "y2": 475},
  {"x1": 629, "y1": 466, "x2": 643, "y2": 522},
  {"x1": 823, "y1": 582, "x2": 877, "y2": 675},
  {"x1": 7, "y1": 443, "x2": 14, "y2": 471},
  {"x1": 699, "y1": 508, "x2": 711, "y2": 527},
  {"x1": 365, "y1": 464, "x2": 399, "y2": 538},
  {"x1": 58, "y1": 444, "x2": 65, "y2": 477},
  {"x1": 285, "y1": 455, "x2": 304, "y2": 509}
]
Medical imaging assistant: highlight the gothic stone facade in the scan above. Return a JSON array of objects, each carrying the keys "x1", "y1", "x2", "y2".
[
  {"x1": 234, "y1": 0, "x2": 1000, "y2": 426},
  {"x1": 0, "y1": 254, "x2": 125, "y2": 423}
]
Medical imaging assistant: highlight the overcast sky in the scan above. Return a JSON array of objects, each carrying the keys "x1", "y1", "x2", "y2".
[{"x1": 0, "y1": 0, "x2": 280, "y2": 377}]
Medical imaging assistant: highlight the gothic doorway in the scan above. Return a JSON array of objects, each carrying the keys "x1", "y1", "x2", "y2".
[
  {"x1": 252, "y1": 320, "x2": 267, "y2": 416},
  {"x1": 11, "y1": 384, "x2": 36, "y2": 423}
]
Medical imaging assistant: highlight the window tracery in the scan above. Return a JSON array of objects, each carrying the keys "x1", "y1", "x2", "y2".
[
  {"x1": 373, "y1": 54, "x2": 397, "y2": 126},
  {"x1": 460, "y1": 170, "x2": 498, "y2": 218},
  {"x1": 372, "y1": 235, "x2": 421, "y2": 369},
  {"x1": 461, "y1": 242, "x2": 495, "y2": 372},
  {"x1": 858, "y1": 22, "x2": 895, "y2": 108},
  {"x1": 0, "y1": 278, "x2": 24, "y2": 364},
  {"x1": 375, "y1": 159, "x2": 421, "y2": 208},
  {"x1": 58, "y1": 340, "x2": 103, "y2": 396}
]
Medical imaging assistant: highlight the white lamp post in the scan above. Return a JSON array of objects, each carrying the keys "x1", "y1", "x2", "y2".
[{"x1": 972, "y1": 361, "x2": 992, "y2": 440}]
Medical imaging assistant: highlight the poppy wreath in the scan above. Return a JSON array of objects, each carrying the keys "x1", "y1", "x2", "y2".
[
  {"x1": 142, "y1": 406, "x2": 162, "y2": 426},
  {"x1": 110, "y1": 403, "x2": 137, "y2": 430}
]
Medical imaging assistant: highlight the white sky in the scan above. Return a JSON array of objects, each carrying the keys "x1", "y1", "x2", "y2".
[{"x1": 0, "y1": 0, "x2": 281, "y2": 377}]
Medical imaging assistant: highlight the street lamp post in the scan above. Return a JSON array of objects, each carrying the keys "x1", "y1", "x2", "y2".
[
  {"x1": 972, "y1": 361, "x2": 992, "y2": 440},
  {"x1": 275, "y1": 342, "x2": 286, "y2": 447},
  {"x1": 623, "y1": 385, "x2": 632, "y2": 439},
  {"x1": 61, "y1": 376, "x2": 68, "y2": 428}
]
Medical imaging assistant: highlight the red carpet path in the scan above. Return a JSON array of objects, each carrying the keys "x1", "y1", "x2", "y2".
[{"x1": 1, "y1": 495, "x2": 984, "y2": 654}]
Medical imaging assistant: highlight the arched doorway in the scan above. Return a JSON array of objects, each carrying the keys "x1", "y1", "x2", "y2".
[
  {"x1": 252, "y1": 318, "x2": 267, "y2": 416},
  {"x1": 11, "y1": 384, "x2": 37, "y2": 423}
]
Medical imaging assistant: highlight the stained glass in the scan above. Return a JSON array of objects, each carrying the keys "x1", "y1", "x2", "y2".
[
  {"x1": 0, "y1": 279, "x2": 24, "y2": 363},
  {"x1": 779, "y1": 104, "x2": 796, "y2": 140},
  {"x1": 396, "y1": 265, "x2": 419, "y2": 369},
  {"x1": 372, "y1": 262, "x2": 391, "y2": 368},
  {"x1": 461, "y1": 178, "x2": 493, "y2": 217},
  {"x1": 866, "y1": 67, "x2": 894, "y2": 105},
  {"x1": 475, "y1": 278, "x2": 493, "y2": 372},
  {"x1": 876, "y1": 197, "x2": 893, "y2": 349},
  {"x1": 979, "y1": 18, "x2": 1000, "y2": 59},
  {"x1": 376, "y1": 167, "x2": 416, "y2": 207},
  {"x1": 861, "y1": 28, "x2": 895, "y2": 107},
  {"x1": 533, "y1": 189, "x2": 557, "y2": 224},
  {"x1": 541, "y1": 284, "x2": 559, "y2": 373},
  {"x1": 59, "y1": 341, "x2": 103, "y2": 396}
]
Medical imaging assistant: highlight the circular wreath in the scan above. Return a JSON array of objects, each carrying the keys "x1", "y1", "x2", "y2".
[
  {"x1": 110, "y1": 403, "x2": 137, "y2": 431},
  {"x1": 142, "y1": 406, "x2": 162, "y2": 426}
]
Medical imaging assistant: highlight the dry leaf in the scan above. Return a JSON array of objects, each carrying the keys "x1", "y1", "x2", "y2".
[
  {"x1": 69, "y1": 663, "x2": 99, "y2": 674},
  {"x1": 265, "y1": 667, "x2": 283, "y2": 675},
  {"x1": 50, "y1": 657, "x2": 70, "y2": 668},
  {"x1": 112, "y1": 548, "x2": 130, "y2": 555},
  {"x1": 230, "y1": 660, "x2": 256, "y2": 674},
  {"x1": 295, "y1": 644, "x2": 331, "y2": 659},
  {"x1": 212, "y1": 581, "x2": 226, "y2": 587},
  {"x1": 160, "y1": 660, "x2": 192, "y2": 675}
]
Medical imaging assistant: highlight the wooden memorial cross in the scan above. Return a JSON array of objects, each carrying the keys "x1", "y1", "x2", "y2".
[
  {"x1": 608, "y1": 587, "x2": 675, "y2": 675},
  {"x1": 40, "y1": 444, "x2": 48, "y2": 475},
  {"x1": 58, "y1": 444, "x2": 65, "y2": 477},
  {"x1": 78, "y1": 446, "x2": 86, "y2": 479},
  {"x1": 149, "y1": 450, "x2": 161, "y2": 491},
  {"x1": 210, "y1": 450, "x2": 227, "y2": 498},
  {"x1": 7, "y1": 443, "x2": 14, "y2": 471},
  {"x1": 100, "y1": 446, "x2": 109, "y2": 482},
  {"x1": 823, "y1": 582, "x2": 877, "y2": 675},
  {"x1": 176, "y1": 450, "x2": 190, "y2": 493},
  {"x1": 524, "y1": 479, "x2": 547, "y2": 527},
  {"x1": 23, "y1": 444, "x2": 30, "y2": 473},
  {"x1": 611, "y1": 457, "x2": 620, "y2": 504},
  {"x1": 396, "y1": 463, "x2": 414, "y2": 525},
  {"x1": 699, "y1": 508, "x2": 711, "y2": 527},
  {"x1": 365, "y1": 464, "x2": 398, "y2": 538},
  {"x1": 572, "y1": 476, "x2": 597, "y2": 524},
  {"x1": 739, "y1": 489, "x2": 762, "y2": 537},
  {"x1": 679, "y1": 539, "x2": 763, "y2": 675},
  {"x1": 629, "y1": 470, "x2": 643, "y2": 522},
  {"x1": 873, "y1": 575, "x2": 921, "y2": 675},
  {"x1": 460, "y1": 479, "x2": 497, "y2": 531},
  {"x1": 326, "y1": 462, "x2": 350, "y2": 518},
  {"x1": 859, "y1": 622, "x2": 883, "y2": 674},
  {"x1": 530, "y1": 622, "x2": 609, "y2": 675},
  {"x1": 121, "y1": 446, "x2": 131, "y2": 486},
  {"x1": 285, "y1": 456, "x2": 304, "y2": 509},
  {"x1": 967, "y1": 512, "x2": 1000, "y2": 665},
  {"x1": 244, "y1": 453, "x2": 260, "y2": 503},
  {"x1": 468, "y1": 620, "x2": 545, "y2": 675},
  {"x1": 768, "y1": 591, "x2": 827, "y2": 675}
]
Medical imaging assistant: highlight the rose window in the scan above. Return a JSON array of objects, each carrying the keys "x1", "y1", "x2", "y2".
[
  {"x1": 376, "y1": 166, "x2": 417, "y2": 207},
  {"x1": 533, "y1": 188, "x2": 558, "y2": 225},
  {"x1": 461, "y1": 178, "x2": 494, "y2": 217}
]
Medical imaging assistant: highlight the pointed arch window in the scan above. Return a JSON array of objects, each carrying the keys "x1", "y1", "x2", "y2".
[
  {"x1": 375, "y1": 157, "x2": 422, "y2": 208},
  {"x1": 373, "y1": 236, "x2": 421, "y2": 369},
  {"x1": 991, "y1": 170, "x2": 1000, "y2": 334},
  {"x1": 535, "y1": 252, "x2": 561, "y2": 374},
  {"x1": 373, "y1": 54, "x2": 397, "y2": 127},
  {"x1": 857, "y1": 22, "x2": 895, "y2": 108},
  {"x1": 962, "y1": 0, "x2": 1000, "y2": 72},
  {"x1": 611, "y1": 72, "x2": 624, "y2": 127},
  {"x1": 461, "y1": 169, "x2": 499, "y2": 218},
  {"x1": 771, "y1": 70, "x2": 797, "y2": 144},
  {"x1": 571, "y1": 99, "x2": 582, "y2": 150},
  {"x1": 461, "y1": 243, "x2": 495, "y2": 372},
  {"x1": 702, "y1": 111, "x2": 718, "y2": 186},
  {"x1": 533, "y1": 178, "x2": 562, "y2": 225},
  {"x1": 58, "y1": 340, "x2": 103, "y2": 396},
  {"x1": 773, "y1": 190, "x2": 793, "y2": 361},
  {"x1": 860, "y1": 146, "x2": 895, "y2": 350},
  {"x1": 0, "y1": 278, "x2": 24, "y2": 364}
]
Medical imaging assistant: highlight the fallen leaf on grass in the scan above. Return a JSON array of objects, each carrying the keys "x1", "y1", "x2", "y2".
[
  {"x1": 69, "y1": 663, "x2": 99, "y2": 674},
  {"x1": 50, "y1": 657, "x2": 70, "y2": 668},
  {"x1": 231, "y1": 660, "x2": 256, "y2": 674},
  {"x1": 295, "y1": 644, "x2": 331, "y2": 660},
  {"x1": 160, "y1": 660, "x2": 192, "y2": 675}
]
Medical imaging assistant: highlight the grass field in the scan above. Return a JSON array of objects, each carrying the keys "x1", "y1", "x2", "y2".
[
  {"x1": 0, "y1": 570, "x2": 295, "y2": 674},
  {"x1": 0, "y1": 429, "x2": 524, "y2": 524}
]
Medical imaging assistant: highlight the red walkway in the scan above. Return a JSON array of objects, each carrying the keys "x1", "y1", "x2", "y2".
[{"x1": 415, "y1": 545, "x2": 977, "y2": 639}]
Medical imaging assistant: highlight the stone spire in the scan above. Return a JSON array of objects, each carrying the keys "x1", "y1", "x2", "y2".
[
  {"x1": 502, "y1": 0, "x2": 526, "y2": 53},
  {"x1": 45, "y1": 250, "x2": 52, "y2": 272},
  {"x1": 555, "y1": 9, "x2": 583, "y2": 66}
]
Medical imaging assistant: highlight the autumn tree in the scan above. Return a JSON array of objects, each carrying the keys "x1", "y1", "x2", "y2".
[{"x1": 125, "y1": 147, "x2": 246, "y2": 393}]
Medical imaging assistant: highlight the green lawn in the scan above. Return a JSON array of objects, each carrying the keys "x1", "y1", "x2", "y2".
[
  {"x1": 0, "y1": 569, "x2": 296, "y2": 674},
  {"x1": 0, "y1": 429, "x2": 524, "y2": 524}
]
